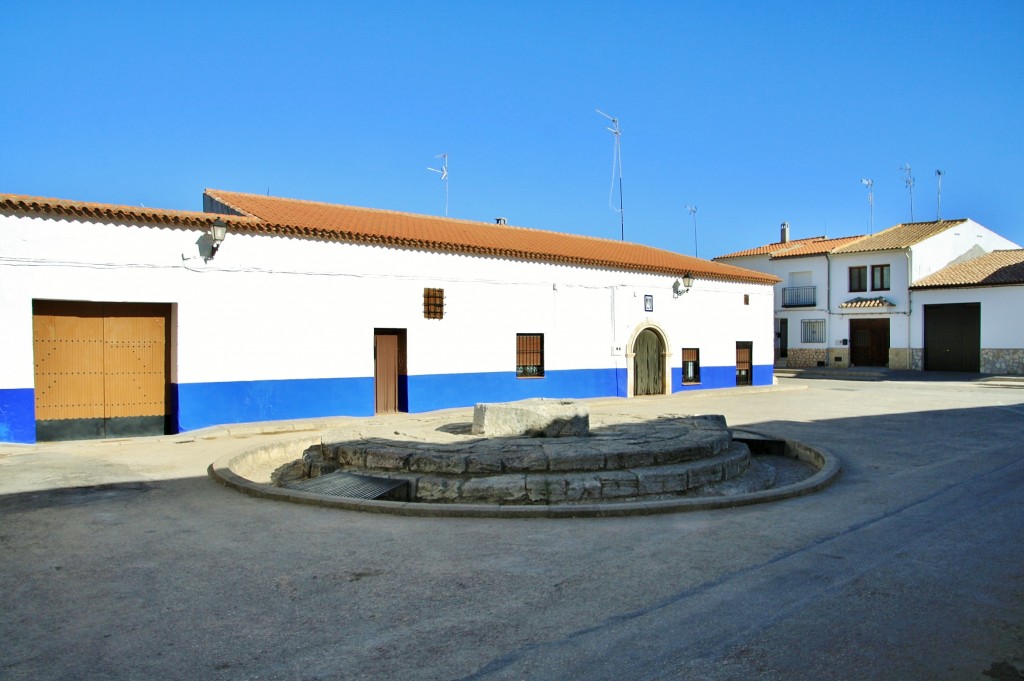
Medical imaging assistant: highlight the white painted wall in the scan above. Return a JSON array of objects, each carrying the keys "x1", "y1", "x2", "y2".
[
  {"x1": 909, "y1": 220, "x2": 1020, "y2": 282},
  {"x1": 0, "y1": 213, "x2": 775, "y2": 393},
  {"x1": 911, "y1": 286, "x2": 1024, "y2": 347}
]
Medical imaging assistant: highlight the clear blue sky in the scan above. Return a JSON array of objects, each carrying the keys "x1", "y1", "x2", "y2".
[{"x1": 3, "y1": 1, "x2": 1022, "y2": 258}]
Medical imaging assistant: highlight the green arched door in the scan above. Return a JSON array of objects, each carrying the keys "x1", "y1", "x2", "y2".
[{"x1": 633, "y1": 329, "x2": 664, "y2": 396}]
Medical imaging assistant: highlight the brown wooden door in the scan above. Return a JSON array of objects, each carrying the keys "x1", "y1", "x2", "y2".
[
  {"x1": 633, "y1": 329, "x2": 664, "y2": 395},
  {"x1": 850, "y1": 318, "x2": 890, "y2": 367},
  {"x1": 736, "y1": 341, "x2": 753, "y2": 385},
  {"x1": 374, "y1": 332, "x2": 399, "y2": 414},
  {"x1": 33, "y1": 301, "x2": 170, "y2": 440}
]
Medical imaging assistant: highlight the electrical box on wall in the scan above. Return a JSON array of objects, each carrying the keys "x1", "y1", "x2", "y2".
[{"x1": 611, "y1": 345, "x2": 624, "y2": 356}]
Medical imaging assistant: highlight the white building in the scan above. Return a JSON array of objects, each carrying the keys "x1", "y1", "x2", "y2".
[
  {"x1": 0, "y1": 190, "x2": 778, "y2": 443},
  {"x1": 715, "y1": 219, "x2": 1019, "y2": 370},
  {"x1": 910, "y1": 249, "x2": 1024, "y2": 374}
]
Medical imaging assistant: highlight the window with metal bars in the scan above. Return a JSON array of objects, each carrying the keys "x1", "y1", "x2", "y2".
[
  {"x1": 681, "y1": 348, "x2": 700, "y2": 384},
  {"x1": 801, "y1": 319, "x2": 826, "y2": 343},
  {"x1": 516, "y1": 333, "x2": 544, "y2": 378},
  {"x1": 423, "y1": 288, "x2": 444, "y2": 319}
]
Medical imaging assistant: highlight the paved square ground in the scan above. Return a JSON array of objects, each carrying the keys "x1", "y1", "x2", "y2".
[{"x1": 2, "y1": 377, "x2": 1023, "y2": 680}]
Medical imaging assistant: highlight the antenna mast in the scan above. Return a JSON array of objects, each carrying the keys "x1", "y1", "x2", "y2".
[
  {"x1": 935, "y1": 169, "x2": 944, "y2": 220},
  {"x1": 596, "y1": 109, "x2": 624, "y2": 241},
  {"x1": 860, "y1": 178, "x2": 874, "y2": 233},
  {"x1": 901, "y1": 163, "x2": 915, "y2": 222},
  {"x1": 427, "y1": 153, "x2": 449, "y2": 217},
  {"x1": 686, "y1": 205, "x2": 698, "y2": 257}
]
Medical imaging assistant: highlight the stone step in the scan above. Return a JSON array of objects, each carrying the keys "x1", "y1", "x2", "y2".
[
  {"x1": 369, "y1": 441, "x2": 753, "y2": 505},
  {"x1": 322, "y1": 415, "x2": 733, "y2": 475},
  {"x1": 774, "y1": 367, "x2": 887, "y2": 381}
]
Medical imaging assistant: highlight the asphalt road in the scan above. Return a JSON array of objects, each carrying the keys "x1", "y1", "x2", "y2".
[{"x1": 1, "y1": 377, "x2": 1022, "y2": 680}]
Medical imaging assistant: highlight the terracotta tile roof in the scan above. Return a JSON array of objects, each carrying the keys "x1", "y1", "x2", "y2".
[
  {"x1": 832, "y1": 219, "x2": 968, "y2": 253},
  {"x1": 0, "y1": 192, "x2": 261, "y2": 230},
  {"x1": 715, "y1": 234, "x2": 868, "y2": 260},
  {"x1": 203, "y1": 189, "x2": 780, "y2": 284},
  {"x1": 715, "y1": 236, "x2": 828, "y2": 259},
  {"x1": 771, "y1": 235, "x2": 868, "y2": 259},
  {"x1": 838, "y1": 296, "x2": 895, "y2": 309},
  {"x1": 911, "y1": 249, "x2": 1024, "y2": 289}
]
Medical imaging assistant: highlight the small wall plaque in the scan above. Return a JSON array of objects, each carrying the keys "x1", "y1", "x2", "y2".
[{"x1": 644, "y1": 295, "x2": 653, "y2": 312}]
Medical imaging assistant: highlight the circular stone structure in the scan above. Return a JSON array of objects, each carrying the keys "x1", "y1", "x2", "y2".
[
  {"x1": 304, "y1": 414, "x2": 746, "y2": 504},
  {"x1": 208, "y1": 406, "x2": 841, "y2": 517}
]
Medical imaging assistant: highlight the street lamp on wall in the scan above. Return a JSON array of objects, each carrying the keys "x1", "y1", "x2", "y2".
[
  {"x1": 673, "y1": 273, "x2": 695, "y2": 297},
  {"x1": 208, "y1": 219, "x2": 228, "y2": 259}
]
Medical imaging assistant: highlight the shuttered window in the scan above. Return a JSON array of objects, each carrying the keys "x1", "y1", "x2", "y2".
[
  {"x1": 423, "y1": 288, "x2": 444, "y2": 319},
  {"x1": 736, "y1": 341, "x2": 753, "y2": 386},
  {"x1": 516, "y1": 333, "x2": 544, "y2": 378},
  {"x1": 682, "y1": 348, "x2": 700, "y2": 384}
]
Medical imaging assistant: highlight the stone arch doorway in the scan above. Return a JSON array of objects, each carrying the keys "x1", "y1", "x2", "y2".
[{"x1": 632, "y1": 327, "x2": 666, "y2": 396}]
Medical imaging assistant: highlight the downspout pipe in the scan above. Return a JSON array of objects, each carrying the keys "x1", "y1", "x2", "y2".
[
  {"x1": 906, "y1": 250, "x2": 913, "y2": 370},
  {"x1": 826, "y1": 252, "x2": 832, "y2": 366}
]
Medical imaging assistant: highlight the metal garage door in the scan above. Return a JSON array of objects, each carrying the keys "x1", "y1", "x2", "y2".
[
  {"x1": 33, "y1": 300, "x2": 171, "y2": 440},
  {"x1": 924, "y1": 303, "x2": 980, "y2": 372}
]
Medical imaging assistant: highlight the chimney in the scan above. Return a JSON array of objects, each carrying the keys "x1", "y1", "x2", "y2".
[
  {"x1": 780, "y1": 221, "x2": 790, "y2": 243},
  {"x1": 495, "y1": 217, "x2": 507, "y2": 225}
]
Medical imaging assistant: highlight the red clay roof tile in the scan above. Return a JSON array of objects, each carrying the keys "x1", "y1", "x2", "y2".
[
  {"x1": 832, "y1": 219, "x2": 968, "y2": 253},
  {"x1": 911, "y1": 249, "x2": 1024, "y2": 288},
  {"x1": 204, "y1": 189, "x2": 780, "y2": 284}
]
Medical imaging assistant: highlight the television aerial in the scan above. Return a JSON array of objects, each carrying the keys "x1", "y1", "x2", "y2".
[
  {"x1": 935, "y1": 169, "x2": 944, "y2": 220},
  {"x1": 427, "y1": 153, "x2": 449, "y2": 217},
  {"x1": 860, "y1": 178, "x2": 874, "y2": 233},
  {"x1": 596, "y1": 109, "x2": 624, "y2": 241},
  {"x1": 899, "y1": 163, "x2": 915, "y2": 222},
  {"x1": 686, "y1": 205, "x2": 698, "y2": 257}
]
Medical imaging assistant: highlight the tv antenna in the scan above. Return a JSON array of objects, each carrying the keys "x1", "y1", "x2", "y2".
[
  {"x1": 596, "y1": 109, "x2": 624, "y2": 240},
  {"x1": 900, "y1": 163, "x2": 915, "y2": 222},
  {"x1": 427, "y1": 153, "x2": 449, "y2": 217},
  {"x1": 686, "y1": 205, "x2": 698, "y2": 257},
  {"x1": 935, "y1": 169, "x2": 944, "y2": 220},
  {"x1": 860, "y1": 178, "x2": 874, "y2": 233}
]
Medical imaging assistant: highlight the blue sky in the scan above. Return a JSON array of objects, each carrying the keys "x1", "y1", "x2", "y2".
[{"x1": 3, "y1": 1, "x2": 1022, "y2": 258}]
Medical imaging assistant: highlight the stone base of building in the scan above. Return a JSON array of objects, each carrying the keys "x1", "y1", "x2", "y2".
[
  {"x1": 784, "y1": 348, "x2": 828, "y2": 368},
  {"x1": 911, "y1": 348, "x2": 924, "y2": 371},
  {"x1": 982, "y1": 349, "x2": 1024, "y2": 376},
  {"x1": 829, "y1": 348, "x2": 850, "y2": 367},
  {"x1": 888, "y1": 348, "x2": 912, "y2": 370}
]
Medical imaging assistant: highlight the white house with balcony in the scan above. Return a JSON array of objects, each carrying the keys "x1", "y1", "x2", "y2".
[
  {"x1": 714, "y1": 223, "x2": 865, "y2": 368},
  {"x1": 716, "y1": 219, "x2": 1019, "y2": 370}
]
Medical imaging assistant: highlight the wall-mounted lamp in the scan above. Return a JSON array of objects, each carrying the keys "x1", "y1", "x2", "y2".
[
  {"x1": 209, "y1": 218, "x2": 228, "y2": 259},
  {"x1": 673, "y1": 273, "x2": 695, "y2": 297}
]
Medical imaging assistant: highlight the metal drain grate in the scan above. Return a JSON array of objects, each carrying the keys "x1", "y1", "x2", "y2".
[{"x1": 286, "y1": 472, "x2": 408, "y2": 501}]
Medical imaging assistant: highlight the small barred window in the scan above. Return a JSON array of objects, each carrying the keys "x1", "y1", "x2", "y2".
[{"x1": 423, "y1": 288, "x2": 444, "y2": 320}]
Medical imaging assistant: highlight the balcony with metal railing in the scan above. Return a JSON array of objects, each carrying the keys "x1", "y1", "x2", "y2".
[{"x1": 782, "y1": 286, "x2": 816, "y2": 307}]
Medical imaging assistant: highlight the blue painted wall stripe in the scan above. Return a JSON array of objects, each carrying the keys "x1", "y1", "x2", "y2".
[
  {"x1": 1, "y1": 365, "x2": 774, "y2": 441},
  {"x1": 406, "y1": 368, "x2": 621, "y2": 413},
  {"x1": 175, "y1": 377, "x2": 374, "y2": 432},
  {"x1": 0, "y1": 388, "x2": 35, "y2": 444},
  {"x1": 672, "y1": 364, "x2": 774, "y2": 393}
]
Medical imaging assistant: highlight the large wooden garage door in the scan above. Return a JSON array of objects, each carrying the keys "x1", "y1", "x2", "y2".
[
  {"x1": 924, "y1": 303, "x2": 980, "y2": 372},
  {"x1": 33, "y1": 301, "x2": 171, "y2": 440}
]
